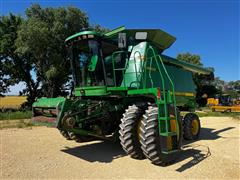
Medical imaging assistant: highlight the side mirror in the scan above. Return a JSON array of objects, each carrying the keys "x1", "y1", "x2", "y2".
[{"x1": 118, "y1": 33, "x2": 127, "y2": 48}]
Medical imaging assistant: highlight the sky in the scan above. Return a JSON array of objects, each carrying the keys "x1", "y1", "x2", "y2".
[{"x1": 0, "y1": 0, "x2": 239, "y2": 95}]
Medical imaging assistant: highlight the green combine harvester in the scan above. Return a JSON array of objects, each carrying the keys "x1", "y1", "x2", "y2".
[{"x1": 32, "y1": 26, "x2": 212, "y2": 165}]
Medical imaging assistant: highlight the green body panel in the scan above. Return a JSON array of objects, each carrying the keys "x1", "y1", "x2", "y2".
[
  {"x1": 32, "y1": 97, "x2": 66, "y2": 108},
  {"x1": 161, "y1": 55, "x2": 212, "y2": 75},
  {"x1": 120, "y1": 42, "x2": 147, "y2": 88},
  {"x1": 75, "y1": 86, "x2": 108, "y2": 96}
]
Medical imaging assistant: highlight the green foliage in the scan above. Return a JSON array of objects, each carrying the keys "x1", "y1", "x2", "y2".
[
  {"x1": 212, "y1": 77, "x2": 225, "y2": 92},
  {"x1": 196, "y1": 111, "x2": 240, "y2": 120},
  {"x1": 0, "y1": 13, "x2": 37, "y2": 101},
  {"x1": 211, "y1": 78, "x2": 240, "y2": 98},
  {"x1": 0, "y1": 4, "x2": 109, "y2": 104},
  {"x1": 0, "y1": 111, "x2": 32, "y2": 120},
  {"x1": 0, "y1": 14, "x2": 22, "y2": 95},
  {"x1": 0, "y1": 13, "x2": 40, "y2": 105},
  {"x1": 15, "y1": 4, "x2": 90, "y2": 97},
  {"x1": 228, "y1": 80, "x2": 240, "y2": 92},
  {"x1": 177, "y1": 52, "x2": 203, "y2": 66},
  {"x1": 92, "y1": 24, "x2": 110, "y2": 33}
]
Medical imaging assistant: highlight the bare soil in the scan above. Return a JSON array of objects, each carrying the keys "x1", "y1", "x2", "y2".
[{"x1": 0, "y1": 117, "x2": 239, "y2": 179}]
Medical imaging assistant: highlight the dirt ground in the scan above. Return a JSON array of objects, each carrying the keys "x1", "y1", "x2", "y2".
[{"x1": 0, "y1": 117, "x2": 239, "y2": 179}]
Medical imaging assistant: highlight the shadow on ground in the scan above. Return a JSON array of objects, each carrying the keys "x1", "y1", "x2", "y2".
[
  {"x1": 61, "y1": 141, "x2": 126, "y2": 163},
  {"x1": 174, "y1": 144, "x2": 211, "y2": 172},
  {"x1": 173, "y1": 126, "x2": 235, "y2": 172},
  {"x1": 61, "y1": 126, "x2": 235, "y2": 169},
  {"x1": 199, "y1": 127, "x2": 235, "y2": 140}
]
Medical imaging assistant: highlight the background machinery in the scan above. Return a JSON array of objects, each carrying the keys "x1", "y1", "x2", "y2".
[
  {"x1": 32, "y1": 26, "x2": 212, "y2": 165},
  {"x1": 207, "y1": 94, "x2": 240, "y2": 112}
]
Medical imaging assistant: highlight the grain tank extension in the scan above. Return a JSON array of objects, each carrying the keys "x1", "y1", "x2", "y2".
[{"x1": 32, "y1": 26, "x2": 212, "y2": 165}]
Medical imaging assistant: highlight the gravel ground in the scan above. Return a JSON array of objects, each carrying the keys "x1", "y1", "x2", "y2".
[{"x1": 0, "y1": 117, "x2": 239, "y2": 179}]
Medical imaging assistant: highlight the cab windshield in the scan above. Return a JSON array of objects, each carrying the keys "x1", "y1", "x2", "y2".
[
  {"x1": 68, "y1": 37, "x2": 123, "y2": 88},
  {"x1": 71, "y1": 40, "x2": 105, "y2": 87}
]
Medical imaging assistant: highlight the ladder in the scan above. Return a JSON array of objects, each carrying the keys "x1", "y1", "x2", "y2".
[{"x1": 145, "y1": 46, "x2": 180, "y2": 153}]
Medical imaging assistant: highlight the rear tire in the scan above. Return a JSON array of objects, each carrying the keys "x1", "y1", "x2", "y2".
[
  {"x1": 119, "y1": 105, "x2": 145, "y2": 159},
  {"x1": 183, "y1": 113, "x2": 200, "y2": 140}
]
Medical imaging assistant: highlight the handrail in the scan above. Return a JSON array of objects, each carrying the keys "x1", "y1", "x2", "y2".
[
  {"x1": 133, "y1": 51, "x2": 144, "y2": 89},
  {"x1": 146, "y1": 46, "x2": 168, "y2": 131},
  {"x1": 145, "y1": 46, "x2": 178, "y2": 135},
  {"x1": 112, "y1": 50, "x2": 143, "y2": 89},
  {"x1": 157, "y1": 55, "x2": 177, "y2": 114},
  {"x1": 157, "y1": 55, "x2": 179, "y2": 137},
  {"x1": 111, "y1": 51, "x2": 127, "y2": 87}
]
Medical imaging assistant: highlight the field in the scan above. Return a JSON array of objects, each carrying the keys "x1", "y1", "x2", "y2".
[
  {"x1": 0, "y1": 117, "x2": 239, "y2": 179},
  {"x1": 0, "y1": 96, "x2": 27, "y2": 109}
]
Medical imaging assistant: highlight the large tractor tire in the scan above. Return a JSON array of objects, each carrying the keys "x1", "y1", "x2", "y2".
[
  {"x1": 140, "y1": 105, "x2": 181, "y2": 165},
  {"x1": 183, "y1": 113, "x2": 201, "y2": 140},
  {"x1": 119, "y1": 105, "x2": 145, "y2": 159}
]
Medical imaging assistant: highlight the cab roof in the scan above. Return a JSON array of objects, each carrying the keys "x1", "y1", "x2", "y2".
[{"x1": 65, "y1": 26, "x2": 176, "y2": 51}]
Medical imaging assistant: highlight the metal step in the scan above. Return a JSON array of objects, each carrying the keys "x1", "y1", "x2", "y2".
[
  {"x1": 161, "y1": 149, "x2": 179, "y2": 154},
  {"x1": 159, "y1": 117, "x2": 176, "y2": 121}
]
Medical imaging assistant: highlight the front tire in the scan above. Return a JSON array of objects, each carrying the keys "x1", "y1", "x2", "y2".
[
  {"x1": 140, "y1": 106, "x2": 166, "y2": 165},
  {"x1": 140, "y1": 105, "x2": 181, "y2": 165},
  {"x1": 183, "y1": 113, "x2": 201, "y2": 140},
  {"x1": 119, "y1": 105, "x2": 145, "y2": 159}
]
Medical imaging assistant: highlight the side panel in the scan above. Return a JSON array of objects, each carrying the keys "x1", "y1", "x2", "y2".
[
  {"x1": 121, "y1": 42, "x2": 147, "y2": 88},
  {"x1": 142, "y1": 52, "x2": 197, "y2": 108}
]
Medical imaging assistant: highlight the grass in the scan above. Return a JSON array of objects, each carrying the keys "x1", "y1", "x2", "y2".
[
  {"x1": 0, "y1": 110, "x2": 54, "y2": 129},
  {"x1": 0, "y1": 111, "x2": 32, "y2": 120},
  {"x1": 195, "y1": 107, "x2": 240, "y2": 119},
  {"x1": 0, "y1": 118, "x2": 54, "y2": 129},
  {"x1": 0, "y1": 119, "x2": 34, "y2": 129},
  {"x1": 196, "y1": 111, "x2": 240, "y2": 119}
]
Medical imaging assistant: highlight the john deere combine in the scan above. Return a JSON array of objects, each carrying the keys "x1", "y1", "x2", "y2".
[{"x1": 33, "y1": 26, "x2": 212, "y2": 165}]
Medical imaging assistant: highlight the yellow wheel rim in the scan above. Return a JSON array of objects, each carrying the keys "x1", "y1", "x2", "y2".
[{"x1": 191, "y1": 119, "x2": 199, "y2": 135}]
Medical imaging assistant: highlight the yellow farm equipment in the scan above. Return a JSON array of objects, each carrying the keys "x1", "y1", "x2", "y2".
[{"x1": 207, "y1": 94, "x2": 240, "y2": 112}]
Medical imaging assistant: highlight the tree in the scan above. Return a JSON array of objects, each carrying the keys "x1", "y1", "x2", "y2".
[
  {"x1": 177, "y1": 52, "x2": 203, "y2": 66},
  {"x1": 212, "y1": 77, "x2": 225, "y2": 92},
  {"x1": 15, "y1": 4, "x2": 90, "y2": 98},
  {"x1": 0, "y1": 14, "x2": 38, "y2": 102},
  {"x1": 0, "y1": 14, "x2": 41, "y2": 105},
  {"x1": 228, "y1": 80, "x2": 240, "y2": 91},
  {"x1": 0, "y1": 61, "x2": 14, "y2": 96},
  {"x1": 176, "y1": 52, "x2": 216, "y2": 106},
  {"x1": 92, "y1": 24, "x2": 110, "y2": 33}
]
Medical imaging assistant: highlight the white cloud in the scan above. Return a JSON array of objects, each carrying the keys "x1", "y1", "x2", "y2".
[{"x1": 4, "y1": 82, "x2": 26, "y2": 96}]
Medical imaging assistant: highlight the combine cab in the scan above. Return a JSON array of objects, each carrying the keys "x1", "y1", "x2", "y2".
[{"x1": 33, "y1": 26, "x2": 212, "y2": 165}]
